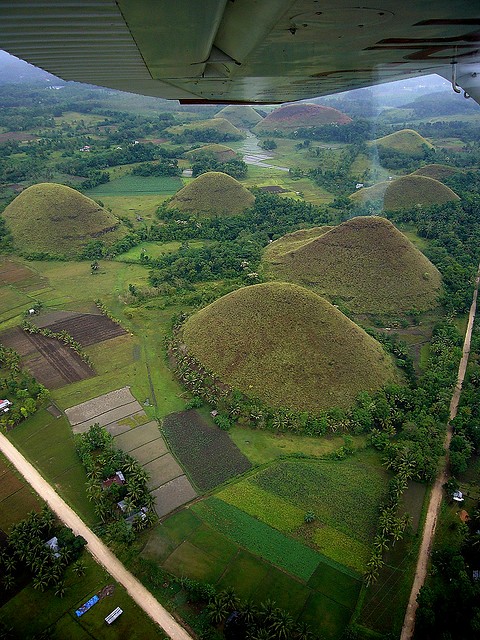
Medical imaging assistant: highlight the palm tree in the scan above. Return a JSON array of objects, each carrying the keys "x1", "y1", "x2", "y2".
[
  {"x1": 3, "y1": 572, "x2": 15, "y2": 591},
  {"x1": 207, "y1": 594, "x2": 230, "y2": 625},
  {"x1": 32, "y1": 574, "x2": 49, "y2": 592},
  {"x1": 54, "y1": 580, "x2": 66, "y2": 598},
  {"x1": 293, "y1": 621, "x2": 316, "y2": 640},
  {"x1": 241, "y1": 600, "x2": 258, "y2": 626},
  {"x1": 268, "y1": 609, "x2": 293, "y2": 639}
]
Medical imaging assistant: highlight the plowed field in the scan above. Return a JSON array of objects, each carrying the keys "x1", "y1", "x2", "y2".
[{"x1": 0, "y1": 327, "x2": 94, "y2": 388}]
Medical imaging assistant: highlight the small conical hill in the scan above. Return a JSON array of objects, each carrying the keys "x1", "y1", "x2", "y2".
[
  {"x1": 216, "y1": 105, "x2": 263, "y2": 129},
  {"x1": 255, "y1": 103, "x2": 351, "y2": 133},
  {"x1": 2, "y1": 183, "x2": 124, "y2": 257},
  {"x1": 264, "y1": 216, "x2": 442, "y2": 314},
  {"x1": 373, "y1": 129, "x2": 433, "y2": 154},
  {"x1": 350, "y1": 175, "x2": 459, "y2": 211},
  {"x1": 165, "y1": 118, "x2": 244, "y2": 139},
  {"x1": 168, "y1": 172, "x2": 255, "y2": 217},
  {"x1": 184, "y1": 144, "x2": 237, "y2": 163},
  {"x1": 410, "y1": 164, "x2": 459, "y2": 180},
  {"x1": 182, "y1": 282, "x2": 399, "y2": 412}
]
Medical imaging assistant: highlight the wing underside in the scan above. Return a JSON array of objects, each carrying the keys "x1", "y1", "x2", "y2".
[{"x1": 0, "y1": 0, "x2": 479, "y2": 103}]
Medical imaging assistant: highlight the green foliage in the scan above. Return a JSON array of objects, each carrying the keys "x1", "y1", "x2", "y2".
[{"x1": 193, "y1": 498, "x2": 321, "y2": 581}]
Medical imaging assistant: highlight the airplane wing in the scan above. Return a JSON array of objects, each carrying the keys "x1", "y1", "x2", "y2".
[{"x1": 0, "y1": 0, "x2": 479, "y2": 104}]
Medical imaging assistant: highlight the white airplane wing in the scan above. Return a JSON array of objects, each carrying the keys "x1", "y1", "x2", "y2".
[{"x1": 0, "y1": 0, "x2": 479, "y2": 104}]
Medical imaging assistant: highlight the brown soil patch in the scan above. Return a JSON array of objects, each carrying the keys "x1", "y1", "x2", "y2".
[
  {"x1": 0, "y1": 132, "x2": 38, "y2": 142},
  {"x1": 0, "y1": 327, "x2": 94, "y2": 389},
  {"x1": 34, "y1": 311, "x2": 126, "y2": 346},
  {"x1": 0, "y1": 259, "x2": 43, "y2": 286}
]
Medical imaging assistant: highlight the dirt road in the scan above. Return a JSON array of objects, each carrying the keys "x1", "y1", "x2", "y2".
[
  {"x1": 400, "y1": 263, "x2": 480, "y2": 640},
  {"x1": 0, "y1": 433, "x2": 193, "y2": 640}
]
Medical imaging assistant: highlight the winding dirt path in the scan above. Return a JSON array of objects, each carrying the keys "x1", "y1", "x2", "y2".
[
  {"x1": 0, "y1": 433, "x2": 193, "y2": 640},
  {"x1": 400, "y1": 263, "x2": 480, "y2": 640}
]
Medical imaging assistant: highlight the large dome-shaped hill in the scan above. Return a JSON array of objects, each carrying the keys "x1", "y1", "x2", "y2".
[
  {"x1": 255, "y1": 103, "x2": 351, "y2": 133},
  {"x1": 351, "y1": 175, "x2": 459, "y2": 211},
  {"x1": 168, "y1": 172, "x2": 255, "y2": 217},
  {"x1": 182, "y1": 282, "x2": 399, "y2": 412},
  {"x1": 215, "y1": 106, "x2": 263, "y2": 129},
  {"x1": 264, "y1": 217, "x2": 442, "y2": 314},
  {"x1": 2, "y1": 183, "x2": 124, "y2": 257},
  {"x1": 165, "y1": 118, "x2": 244, "y2": 140}
]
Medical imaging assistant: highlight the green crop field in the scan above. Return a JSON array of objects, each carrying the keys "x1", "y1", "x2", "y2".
[
  {"x1": 85, "y1": 175, "x2": 183, "y2": 197},
  {"x1": 114, "y1": 240, "x2": 209, "y2": 263},
  {"x1": 229, "y1": 425, "x2": 367, "y2": 465},
  {"x1": 193, "y1": 498, "x2": 321, "y2": 581},
  {"x1": 0, "y1": 454, "x2": 42, "y2": 530}
]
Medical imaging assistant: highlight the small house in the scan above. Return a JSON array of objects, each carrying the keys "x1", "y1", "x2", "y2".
[
  {"x1": 453, "y1": 490, "x2": 464, "y2": 502},
  {"x1": 0, "y1": 399, "x2": 12, "y2": 413},
  {"x1": 355, "y1": 183, "x2": 364, "y2": 189},
  {"x1": 45, "y1": 536, "x2": 61, "y2": 558},
  {"x1": 102, "y1": 471, "x2": 125, "y2": 490}
]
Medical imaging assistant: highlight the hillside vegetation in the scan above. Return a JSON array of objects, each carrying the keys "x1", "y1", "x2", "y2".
[
  {"x1": 182, "y1": 282, "x2": 399, "y2": 412},
  {"x1": 167, "y1": 172, "x2": 255, "y2": 217},
  {"x1": 410, "y1": 164, "x2": 459, "y2": 180},
  {"x1": 255, "y1": 103, "x2": 351, "y2": 133},
  {"x1": 215, "y1": 105, "x2": 263, "y2": 129},
  {"x1": 2, "y1": 183, "x2": 124, "y2": 257},
  {"x1": 165, "y1": 118, "x2": 244, "y2": 139},
  {"x1": 350, "y1": 175, "x2": 460, "y2": 211},
  {"x1": 184, "y1": 144, "x2": 237, "y2": 162},
  {"x1": 264, "y1": 216, "x2": 442, "y2": 314},
  {"x1": 372, "y1": 128, "x2": 433, "y2": 154}
]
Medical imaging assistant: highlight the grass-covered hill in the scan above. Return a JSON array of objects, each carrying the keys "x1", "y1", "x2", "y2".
[
  {"x1": 410, "y1": 164, "x2": 459, "y2": 180},
  {"x1": 182, "y1": 282, "x2": 399, "y2": 412},
  {"x1": 2, "y1": 182, "x2": 124, "y2": 257},
  {"x1": 372, "y1": 128, "x2": 433, "y2": 154},
  {"x1": 184, "y1": 144, "x2": 237, "y2": 163},
  {"x1": 264, "y1": 216, "x2": 442, "y2": 314},
  {"x1": 254, "y1": 103, "x2": 352, "y2": 133},
  {"x1": 165, "y1": 118, "x2": 245, "y2": 140},
  {"x1": 167, "y1": 172, "x2": 255, "y2": 217},
  {"x1": 351, "y1": 175, "x2": 460, "y2": 211},
  {"x1": 215, "y1": 105, "x2": 263, "y2": 129}
]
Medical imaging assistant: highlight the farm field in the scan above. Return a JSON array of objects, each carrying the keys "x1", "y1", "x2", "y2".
[
  {"x1": 0, "y1": 453, "x2": 42, "y2": 531},
  {"x1": 0, "y1": 326, "x2": 95, "y2": 388},
  {"x1": 85, "y1": 175, "x2": 183, "y2": 197},
  {"x1": 1, "y1": 549, "x2": 168, "y2": 639},
  {"x1": 65, "y1": 389, "x2": 197, "y2": 517},
  {"x1": 137, "y1": 505, "x2": 362, "y2": 640},
  {"x1": 162, "y1": 410, "x2": 251, "y2": 491},
  {"x1": 33, "y1": 310, "x2": 126, "y2": 346},
  {"x1": 7, "y1": 409, "x2": 97, "y2": 524},
  {"x1": 114, "y1": 240, "x2": 210, "y2": 263}
]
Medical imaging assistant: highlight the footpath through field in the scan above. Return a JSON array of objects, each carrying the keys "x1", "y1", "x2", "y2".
[
  {"x1": 0, "y1": 432, "x2": 193, "y2": 640},
  {"x1": 400, "y1": 262, "x2": 480, "y2": 640}
]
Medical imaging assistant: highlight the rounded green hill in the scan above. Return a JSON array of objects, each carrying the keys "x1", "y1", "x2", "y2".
[
  {"x1": 182, "y1": 282, "x2": 399, "y2": 412},
  {"x1": 167, "y1": 172, "x2": 255, "y2": 217},
  {"x1": 351, "y1": 175, "x2": 460, "y2": 211},
  {"x1": 215, "y1": 105, "x2": 263, "y2": 129},
  {"x1": 264, "y1": 216, "x2": 442, "y2": 314},
  {"x1": 373, "y1": 129, "x2": 433, "y2": 154},
  {"x1": 184, "y1": 144, "x2": 237, "y2": 163},
  {"x1": 2, "y1": 182, "x2": 124, "y2": 257},
  {"x1": 255, "y1": 103, "x2": 351, "y2": 133}
]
